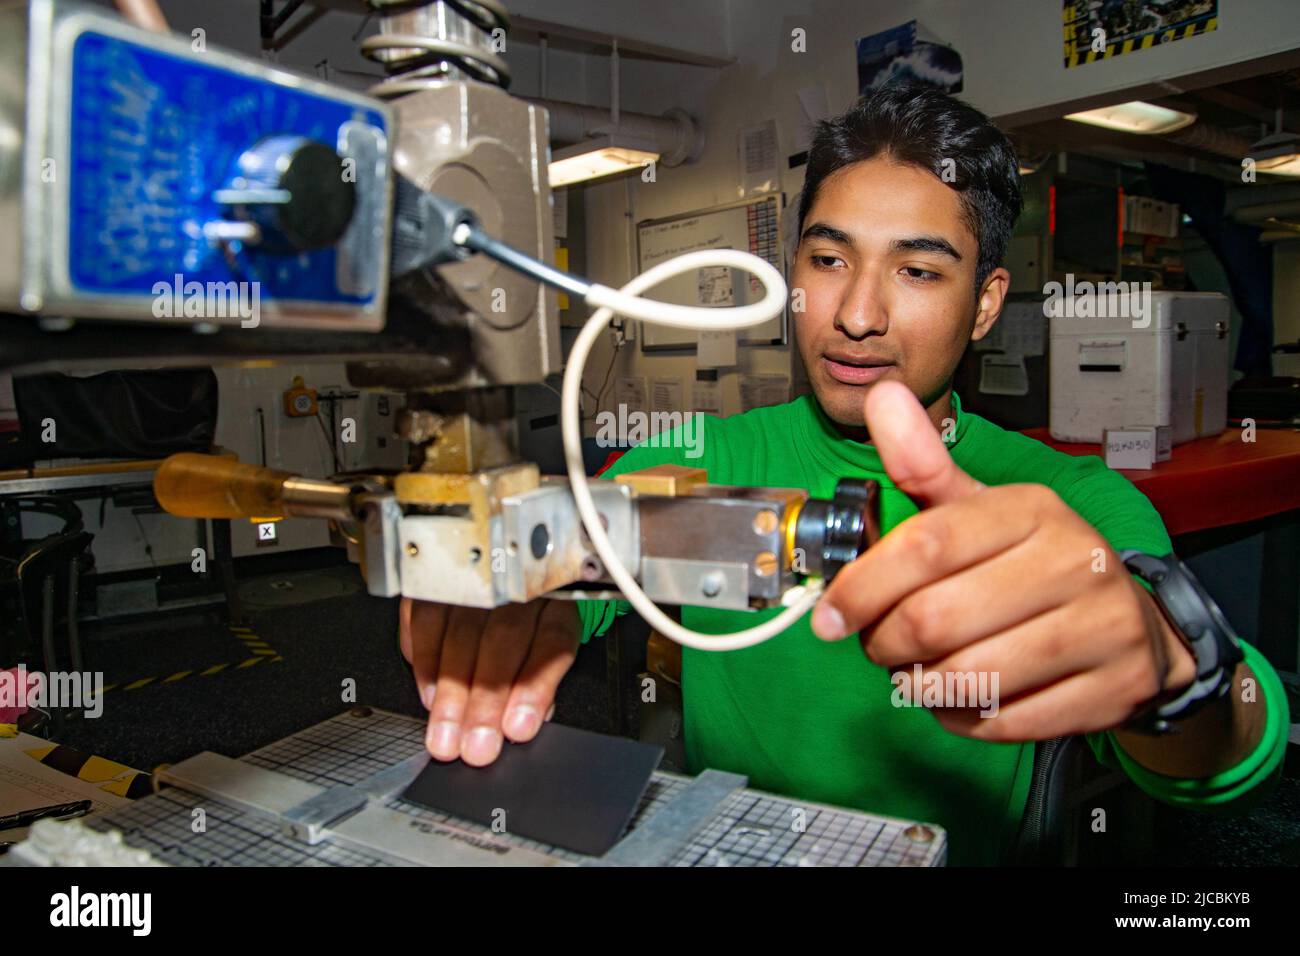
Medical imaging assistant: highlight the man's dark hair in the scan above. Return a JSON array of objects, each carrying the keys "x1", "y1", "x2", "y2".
[{"x1": 797, "y1": 83, "x2": 1023, "y2": 291}]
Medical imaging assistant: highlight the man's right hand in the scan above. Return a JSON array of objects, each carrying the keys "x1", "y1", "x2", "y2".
[{"x1": 398, "y1": 598, "x2": 581, "y2": 766}]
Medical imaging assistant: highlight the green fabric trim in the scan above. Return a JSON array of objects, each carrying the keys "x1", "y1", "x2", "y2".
[{"x1": 575, "y1": 595, "x2": 627, "y2": 644}]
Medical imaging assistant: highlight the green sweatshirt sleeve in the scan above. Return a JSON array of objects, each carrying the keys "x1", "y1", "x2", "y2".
[
  {"x1": 1085, "y1": 640, "x2": 1289, "y2": 811},
  {"x1": 574, "y1": 594, "x2": 631, "y2": 644}
]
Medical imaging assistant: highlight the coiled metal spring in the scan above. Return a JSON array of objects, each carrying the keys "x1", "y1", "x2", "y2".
[{"x1": 362, "y1": 0, "x2": 512, "y2": 96}]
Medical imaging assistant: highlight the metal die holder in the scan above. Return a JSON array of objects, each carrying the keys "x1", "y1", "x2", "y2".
[
  {"x1": 499, "y1": 478, "x2": 638, "y2": 604},
  {"x1": 634, "y1": 486, "x2": 808, "y2": 611}
]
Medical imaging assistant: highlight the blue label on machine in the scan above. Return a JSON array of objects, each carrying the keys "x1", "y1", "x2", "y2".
[{"x1": 67, "y1": 31, "x2": 386, "y2": 307}]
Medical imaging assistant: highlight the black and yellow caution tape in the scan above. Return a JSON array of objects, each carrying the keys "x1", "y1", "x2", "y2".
[
  {"x1": 98, "y1": 623, "x2": 283, "y2": 695},
  {"x1": 228, "y1": 624, "x2": 284, "y2": 660},
  {"x1": 23, "y1": 743, "x2": 154, "y2": 799},
  {"x1": 1064, "y1": 15, "x2": 1217, "y2": 69}
]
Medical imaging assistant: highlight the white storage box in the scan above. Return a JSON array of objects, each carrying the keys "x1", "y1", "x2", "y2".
[{"x1": 1048, "y1": 289, "x2": 1230, "y2": 445}]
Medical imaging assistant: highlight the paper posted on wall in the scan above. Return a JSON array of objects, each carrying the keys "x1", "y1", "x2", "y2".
[
  {"x1": 651, "y1": 377, "x2": 684, "y2": 414},
  {"x1": 697, "y1": 266, "x2": 735, "y2": 306},
  {"x1": 614, "y1": 376, "x2": 647, "y2": 414},
  {"x1": 978, "y1": 353, "x2": 1029, "y2": 396},
  {"x1": 698, "y1": 330, "x2": 737, "y2": 368},
  {"x1": 692, "y1": 381, "x2": 723, "y2": 416},
  {"x1": 972, "y1": 301, "x2": 1045, "y2": 357},
  {"x1": 739, "y1": 374, "x2": 790, "y2": 411},
  {"x1": 739, "y1": 120, "x2": 779, "y2": 196}
]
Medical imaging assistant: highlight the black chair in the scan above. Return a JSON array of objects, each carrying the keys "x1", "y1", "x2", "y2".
[
  {"x1": 0, "y1": 497, "x2": 94, "y2": 735},
  {"x1": 1006, "y1": 735, "x2": 1162, "y2": 865}
]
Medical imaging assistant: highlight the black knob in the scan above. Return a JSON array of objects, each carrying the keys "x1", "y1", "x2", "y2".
[
  {"x1": 218, "y1": 136, "x2": 356, "y2": 252},
  {"x1": 793, "y1": 479, "x2": 881, "y2": 581}
]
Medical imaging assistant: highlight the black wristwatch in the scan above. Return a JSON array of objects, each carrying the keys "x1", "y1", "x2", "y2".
[{"x1": 1120, "y1": 551, "x2": 1245, "y2": 735}]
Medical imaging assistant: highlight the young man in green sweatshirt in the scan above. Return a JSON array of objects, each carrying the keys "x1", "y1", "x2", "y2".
[{"x1": 398, "y1": 83, "x2": 1288, "y2": 865}]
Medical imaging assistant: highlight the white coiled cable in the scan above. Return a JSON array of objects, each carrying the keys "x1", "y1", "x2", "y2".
[{"x1": 560, "y1": 250, "x2": 824, "y2": 652}]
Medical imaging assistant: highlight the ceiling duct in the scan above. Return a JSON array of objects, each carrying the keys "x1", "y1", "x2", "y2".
[{"x1": 527, "y1": 99, "x2": 700, "y2": 168}]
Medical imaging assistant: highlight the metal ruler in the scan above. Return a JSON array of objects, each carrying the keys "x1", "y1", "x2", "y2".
[{"x1": 83, "y1": 709, "x2": 947, "y2": 867}]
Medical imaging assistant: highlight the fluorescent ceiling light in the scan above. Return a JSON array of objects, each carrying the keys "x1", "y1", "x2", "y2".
[
  {"x1": 1064, "y1": 101, "x2": 1197, "y2": 135},
  {"x1": 1250, "y1": 129, "x2": 1300, "y2": 174},
  {"x1": 549, "y1": 135, "x2": 660, "y2": 188},
  {"x1": 1255, "y1": 153, "x2": 1300, "y2": 176}
]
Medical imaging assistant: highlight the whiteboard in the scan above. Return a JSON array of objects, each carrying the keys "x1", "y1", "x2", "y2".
[{"x1": 636, "y1": 194, "x2": 787, "y2": 350}]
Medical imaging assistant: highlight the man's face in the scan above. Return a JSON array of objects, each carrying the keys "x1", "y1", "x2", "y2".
[{"x1": 792, "y1": 155, "x2": 1004, "y2": 430}]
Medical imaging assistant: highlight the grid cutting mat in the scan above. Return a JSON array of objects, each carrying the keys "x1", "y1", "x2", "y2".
[{"x1": 86, "y1": 709, "x2": 946, "y2": 867}]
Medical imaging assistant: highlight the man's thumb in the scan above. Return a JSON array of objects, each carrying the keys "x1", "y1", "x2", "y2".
[{"x1": 864, "y1": 380, "x2": 983, "y2": 507}]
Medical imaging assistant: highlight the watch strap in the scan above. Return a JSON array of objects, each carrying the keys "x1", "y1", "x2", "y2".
[{"x1": 1120, "y1": 550, "x2": 1243, "y2": 734}]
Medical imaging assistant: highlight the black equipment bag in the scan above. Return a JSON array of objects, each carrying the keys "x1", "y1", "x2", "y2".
[{"x1": 0, "y1": 368, "x2": 218, "y2": 467}]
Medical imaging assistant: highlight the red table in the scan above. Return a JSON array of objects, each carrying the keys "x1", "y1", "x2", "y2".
[{"x1": 1021, "y1": 427, "x2": 1300, "y2": 537}]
